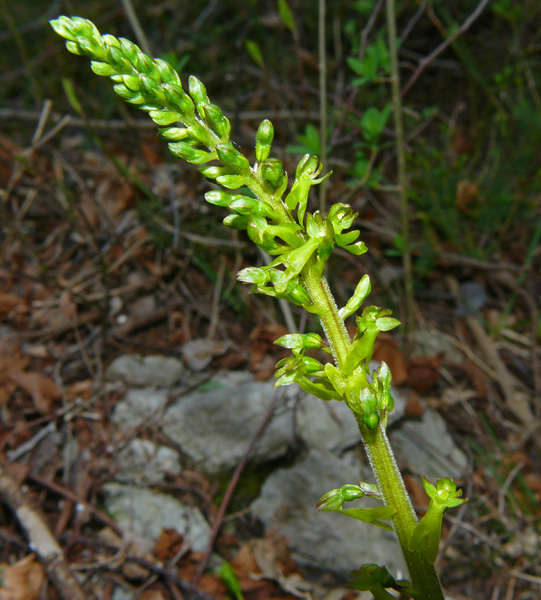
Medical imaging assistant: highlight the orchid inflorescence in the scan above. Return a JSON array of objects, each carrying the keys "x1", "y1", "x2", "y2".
[{"x1": 51, "y1": 16, "x2": 467, "y2": 599}]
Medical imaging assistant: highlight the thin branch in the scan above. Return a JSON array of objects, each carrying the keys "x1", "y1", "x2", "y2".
[
  {"x1": 401, "y1": 0, "x2": 491, "y2": 97},
  {"x1": 0, "y1": 459, "x2": 87, "y2": 600}
]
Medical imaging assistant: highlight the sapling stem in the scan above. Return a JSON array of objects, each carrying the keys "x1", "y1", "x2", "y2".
[{"x1": 50, "y1": 16, "x2": 466, "y2": 599}]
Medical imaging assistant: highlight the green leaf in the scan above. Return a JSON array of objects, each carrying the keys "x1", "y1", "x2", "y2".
[
  {"x1": 360, "y1": 104, "x2": 392, "y2": 142},
  {"x1": 337, "y1": 506, "x2": 396, "y2": 531},
  {"x1": 375, "y1": 317, "x2": 401, "y2": 332},
  {"x1": 277, "y1": 0, "x2": 296, "y2": 33},
  {"x1": 245, "y1": 39, "x2": 265, "y2": 68},
  {"x1": 215, "y1": 561, "x2": 244, "y2": 600}
]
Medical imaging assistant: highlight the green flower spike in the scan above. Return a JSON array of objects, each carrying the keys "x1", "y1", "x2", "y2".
[{"x1": 409, "y1": 477, "x2": 468, "y2": 564}]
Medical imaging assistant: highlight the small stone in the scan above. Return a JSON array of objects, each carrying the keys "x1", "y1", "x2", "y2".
[
  {"x1": 106, "y1": 354, "x2": 184, "y2": 387},
  {"x1": 390, "y1": 408, "x2": 468, "y2": 480},
  {"x1": 250, "y1": 448, "x2": 407, "y2": 577},
  {"x1": 103, "y1": 483, "x2": 211, "y2": 551},
  {"x1": 112, "y1": 388, "x2": 169, "y2": 430},
  {"x1": 161, "y1": 371, "x2": 294, "y2": 474},
  {"x1": 115, "y1": 438, "x2": 181, "y2": 485}
]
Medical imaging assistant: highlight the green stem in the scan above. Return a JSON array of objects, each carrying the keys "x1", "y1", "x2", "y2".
[
  {"x1": 301, "y1": 255, "x2": 444, "y2": 599},
  {"x1": 360, "y1": 423, "x2": 444, "y2": 600}
]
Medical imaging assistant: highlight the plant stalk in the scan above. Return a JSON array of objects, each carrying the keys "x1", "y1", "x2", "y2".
[
  {"x1": 385, "y1": 0, "x2": 415, "y2": 354},
  {"x1": 301, "y1": 261, "x2": 444, "y2": 599}
]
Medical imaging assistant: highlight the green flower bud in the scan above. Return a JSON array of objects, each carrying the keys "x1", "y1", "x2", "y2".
[
  {"x1": 339, "y1": 274, "x2": 371, "y2": 321},
  {"x1": 216, "y1": 143, "x2": 250, "y2": 173},
  {"x1": 223, "y1": 213, "x2": 249, "y2": 230},
  {"x1": 274, "y1": 333, "x2": 324, "y2": 350},
  {"x1": 300, "y1": 356, "x2": 324, "y2": 373},
  {"x1": 215, "y1": 174, "x2": 247, "y2": 189},
  {"x1": 149, "y1": 110, "x2": 181, "y2": 126},
  {"x1": 285, "y1": 281, "x2": 312, "y2": 306},
  {"x1": 168, "y1": 142, "x2": 214, "y2": 164},
  {"x1": 159, "y1": 127, "x2": 189, "y2": 141},
  {"x1": 154, "y1": 58, "x2": 181, "y2": 86},
  {"x1": 199, "y1": 166, "x2": 231, "y2": 180},
  {"x1": 363, "y1": 411, "x2": 380, "y2": 430},
  {"x1": 187, "y1": 123, "x2": 213, "y2": 146},
  {"x1": 203, "y1": 104, "x2": 231, "y2": 139},
  {"x1": 237, "y1": 267, "x2": 270, "y2": 286},
  {"x1": 255, "y1": 119, "x2": 274, "y2": 163},
  {"x1": 205, "y1": 190, "x2": 237, "y2": 207},
  {"x1": 188, "y1": 75, "x2": 210, "y2": 115},
  {"x1": 261, "y1": 158, "x2": 284, "y2": 187},
  {"x1": 163, "y1": 84, "x2": 195, "y2": 118},
  {"x1": 229, "y1": 197, "x2": 260, "y2": 215}
]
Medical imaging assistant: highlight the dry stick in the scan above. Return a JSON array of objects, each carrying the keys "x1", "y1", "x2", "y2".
[
  {"x1": 318, "y1": 0, "x2": 328, "y2": 215},
  {"x1": 121, "y1": 0, "x2": 153, "y2": 57},
  {"x1": 0, "y1": 459, "x2": 86, "y2": 600},
  {"x1": 401, "y1": 0, "x2": 491, "y2": 97},
  {"x1": 385, "y1": 0, "x2": 415, "y2": 353},
  {"x1": 193, "y1": 393, "x2": 279, "y2": 584},
  {"x1": 330, "y1": 0, "x2": 383, "y2": 147},
  {"x1": 26, "y1": 470, "x2": 124, "y2": 535},
  {"x1": 0, "y1": 108, "x2": 320, "y2": 128}
]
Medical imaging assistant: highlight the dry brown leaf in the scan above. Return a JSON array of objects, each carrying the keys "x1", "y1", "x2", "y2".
[
  {"x1": 372, "y1": 335, "x2": 408, "y2": 385},
  {"x1": 0, "y1": 340, "x2": 28, "y2": 375},
  {"x1": 0, "y1": 554, "x2": 45, "y2": 600},
  {"x1": 7, "y1": 372, "x2": 62, "y2": 414},
  {"x1": 0, "y1": 293, "x2": 21, "y2": 315},
  {"x1": 141, "y1": 591, "x2": 168, "y2": 600},
  {"x1": 456, "y1": 180, "x2": 479, "y2": 214},
  {"x1": 153, "y1": 529, "x2": 184, "y2": 561},
  {"x1": 408, "y1": 355, "x2": 443, "y2": 394}
]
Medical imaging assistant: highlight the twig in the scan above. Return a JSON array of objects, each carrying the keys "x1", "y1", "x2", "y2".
[
  {"x1": 26, "y1": 471, "x2": 124, "y2": 535},
  {"x1": 399, "y1": 0, "x2": 428, "y2": 44},
  {"x1": 192, "y1": 392, "x2": 280, "y2": 584},
  {"x1": 0, "y1": 459, "x2": 86, "y2": 600},
  {"x1": 318, "y1": 0, "x2": 328, "y2": 214},
  {"x1": 401, "y1": 0, "x2": 491, "y2": 97},
  {"x1": 121, "y1": 0, "x2": 153, "y2": 57},
  {"x1": 385, "y1": 0, "x2": 416, "y2": 351},
  {"x1": 64, "y1": 534, "x2": 218, "y2": 600}
]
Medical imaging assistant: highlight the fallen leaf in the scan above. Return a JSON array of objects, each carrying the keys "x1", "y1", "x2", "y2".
[
  {"x1": 408, "y1": 355, "x2": 443, "y2": 394},
  {"x1": 456, "y1": 179, "x2": 479, "y2": 213},
  {"x1": 153, "y1": 529, "x2": 184, "y2": 561},
  {"x1": 141, "y1": 591, "x2": 167, "y2": 600},
  {"x1": 0, "y1": 554, "x2": 45, "y2": 600},
  {"x1": 7, "y1": 372, "x2": 62, "y2": 414},
  {"x1": 372, "y1": 335, "x2": 408, "y2": 385},
  {"x1": 404, "y1": 391, "x2": 425, "y2": 417}
]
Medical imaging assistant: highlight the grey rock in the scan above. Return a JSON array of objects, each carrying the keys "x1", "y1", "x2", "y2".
[
  {"x1": 413, "y1": 328, "x2": 464, "y2": 365},
  {"x1": 250, "y1": 448, "x2": 407, "y2": 578},
  {"x1": 115, "y1": 438, "x2": 181, "y2": 485},
  {"x1": 103, "y1": 483, "x2": 211, "y2": 551},
  {"x1": 161, "y1": 371, "x2": 294, "y2": 475},
  {"x1": 106, "y1": 354, "x2": 185, "y2": 387},
  {"x1": 390, "y1": 408, "x2": 469, "y2": 480},
  {"x1": 111, "y1": 387, "x2": 169, "y2": 430}
]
